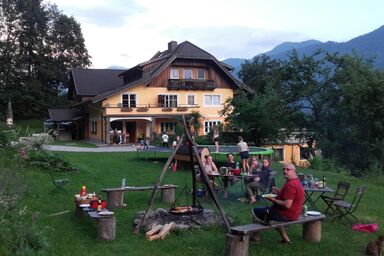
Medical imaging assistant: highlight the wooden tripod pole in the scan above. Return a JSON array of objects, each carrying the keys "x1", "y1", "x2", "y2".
[
  {"x1": 182, "y1": 116, "x2": 231, "y2": 232},
  {"x1": 133, "y1": 134, "x2": 184, "y2": 234}
]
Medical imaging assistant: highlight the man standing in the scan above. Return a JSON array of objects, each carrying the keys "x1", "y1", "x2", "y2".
[
  {"x1": 251, "y1": 163, "x2": 304, "y2": 244},
  {"x1": 162, "y1": 131, "x2": 169, "y2": 148}
]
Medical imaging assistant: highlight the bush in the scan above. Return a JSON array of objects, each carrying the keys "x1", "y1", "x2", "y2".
[{"x1": 26, "y1": 150, "x2": 78, "y2": 173}]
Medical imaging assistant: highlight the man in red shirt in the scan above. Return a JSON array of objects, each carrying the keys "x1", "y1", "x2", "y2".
[{"x1": 251, "y1": 163, "x2": 304, "y2": 244}]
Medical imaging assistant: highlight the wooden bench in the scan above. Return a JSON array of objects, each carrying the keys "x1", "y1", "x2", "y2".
[
  {"x1": 101, "y1": 185, "x2": 178, "y2": 209},
  {"x1": 226, "y1": 214, "x2": 326, "y2": 256},
  {"x1": 75, "y1": 204, "x2": 116, "y2": 241}
]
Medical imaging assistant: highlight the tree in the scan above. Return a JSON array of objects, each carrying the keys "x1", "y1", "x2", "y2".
[{"x1": 0, "y1": 0, "x2": 90, "y2": 118}]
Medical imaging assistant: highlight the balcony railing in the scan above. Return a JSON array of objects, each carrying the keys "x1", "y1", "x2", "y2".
[
  {"x1": 167, "y1": 79, "x2": 216, "y2": 90},
  {"x1": 103, "y1": 103, "x2": 200, "y2": 109}
]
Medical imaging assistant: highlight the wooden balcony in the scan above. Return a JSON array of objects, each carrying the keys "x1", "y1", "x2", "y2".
[{"x1": 167, "y1": 79, "x2": 216, "y2": 90}]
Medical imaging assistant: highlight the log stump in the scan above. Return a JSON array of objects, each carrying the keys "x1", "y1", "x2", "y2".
[
  {"x1": 106, "y1": 191, "x2": 124, "y2": 209},
  {"x1": 98, "y1": 217, "x2": 116, "y2": 241},
  {"x1": 303, "y1": 220, "x2": 322, "y2": 242},
  {"x1": 161, "y1": 188, "x2": 175, "y2": 204},
  {"x1": 225, "y1": 233, "x2": 249, "y2": 256}
]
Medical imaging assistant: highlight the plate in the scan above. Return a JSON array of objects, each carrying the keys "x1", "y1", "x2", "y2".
[
  {"x1": 98, "y1": 211, "x2": 114, "y2": 216},
  {"x1": 307, "y1": 211, "x2": 321, "y2": 216},
  {"x1": 79, "y1": 204, "x2": 90, "y2": 208},
  {"x1": 261, "y1": 193, "x2": 277, "y2": 198}
]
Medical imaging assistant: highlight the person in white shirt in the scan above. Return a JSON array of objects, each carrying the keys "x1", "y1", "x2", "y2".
[
  {"x1": 162, "y1": 132, "x2": 169, "y2": 148},
  {"x1": 237, "y1": 136, "x2": 250, "y2": 172}
]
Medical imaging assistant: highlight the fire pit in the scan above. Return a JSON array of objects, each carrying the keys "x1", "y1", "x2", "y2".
[{"x1": 133, "y1": 208, "x2": 232, "y2": 231}]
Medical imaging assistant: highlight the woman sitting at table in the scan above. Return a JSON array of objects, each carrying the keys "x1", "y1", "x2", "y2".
[
  {"x1": 202, "y1": 155, "x2": 220, "y2": 193},
  {"x1": 222, "y1": 153, "x2": 237, "y2": 198},
  {"x1": 246, "y1": 158, "x2": 274, "y2": 204},
  {"x1": 245, "y1": 156, "x2": 263, "y2": 203}
]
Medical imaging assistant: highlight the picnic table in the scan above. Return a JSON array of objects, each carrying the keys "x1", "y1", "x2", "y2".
[
  {"x1": 304, "y1": 186, "x2": 334, "y2": 211},
  {"x1": 208, "y1": 173, "x2": 258, "y2": 196}
]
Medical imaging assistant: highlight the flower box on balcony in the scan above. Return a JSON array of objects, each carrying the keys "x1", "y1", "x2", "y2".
[
  {"x1": 176, "y1": 107, "x2": 188, "y2": 112},
  {"x1": 121, "y1": 107, "x2": 133, "y2": 112},
  {"x1": 137, "y1": 107, "x2": 149, "y2": 112},
  {"x1": 162, "y1": 107, "x2": 173, "y2": 112}
]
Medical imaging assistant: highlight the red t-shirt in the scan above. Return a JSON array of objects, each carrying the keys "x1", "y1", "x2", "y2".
[{"x1": 274, "y1": 177, "x2": 304, "y2": 221}]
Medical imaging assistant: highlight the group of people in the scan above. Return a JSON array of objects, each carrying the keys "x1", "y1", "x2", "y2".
[
  {"x1": 202, "y1": 153, "x2": 304, "y2": 244},
  {"x1": 202, "y1": 152, "x2": 275, "y2": 201}
]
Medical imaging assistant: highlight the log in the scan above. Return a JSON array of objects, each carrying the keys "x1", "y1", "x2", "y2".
[
  {"x1": 225, "y1": 233, "x2": 249, "y2": 256},
  {"x1": 161, "y1": 188, "x2": 175, "y2": 204},
  {"x1": 105, "y1": 190, "x2": 124, "y2": 209},
  {"x1": 97, "y1": 217, "x2": 116, "y2": 241},
  {"x1": 147, "y1": 233, "x2": 160, "y2": 241},
  {"x1": 146, "y1": 224, "x2": 163, "y2": 237},
  {"x1": 303, "y1": 220, "x2": 322, "y2": 242},
  {"x1": 158, "y1": 222, "x2": 175, "y2": 240}
]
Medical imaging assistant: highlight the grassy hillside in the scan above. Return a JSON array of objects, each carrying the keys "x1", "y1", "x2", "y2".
[{"x1": 11, "y1": 151, "x2": 384, "y2": 255}]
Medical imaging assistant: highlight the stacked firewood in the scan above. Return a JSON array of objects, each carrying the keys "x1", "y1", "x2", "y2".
[{"x1": 146, "y1": 222, "x2": 175, "y2": 241}]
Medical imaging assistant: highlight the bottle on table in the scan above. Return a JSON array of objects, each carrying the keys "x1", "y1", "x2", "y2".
[
  {"x1": 122, "y1": 176, "x2": 126, "y2": 189},
  {"x1": 80, "y1": 185, "x2": 87, "y2": 196},
  {"x1": 97, "y1": 196, "x2": 102, "y2": 212},
  {"x1": 303, "y1": 205, "x2": 308, "y2": 216},
  {"x1": 322, "y1": 176, "x2": 326, "y2": 187},
  {"x1": 235, "y1": 162, "x2": 239, "y2": 170}
]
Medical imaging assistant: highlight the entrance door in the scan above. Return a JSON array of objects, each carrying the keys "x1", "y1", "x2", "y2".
[{"x1": 126, "y1": 122, "x2": 136, "y2": 143}]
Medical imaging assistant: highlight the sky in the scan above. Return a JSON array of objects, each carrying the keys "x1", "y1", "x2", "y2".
[{"x1": 46, "y1": 0, "x2": 384, "y2": 69}]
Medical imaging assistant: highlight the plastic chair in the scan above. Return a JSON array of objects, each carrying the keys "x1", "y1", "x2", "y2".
[
  {"x1": 321, "y1": 181, "x2": 350, "y2": 214},
  {"x1": 50, "y1": 170, "x2": 69, "y2": 193},
  {"x1": 331, "y1": 186, "x2": 366, "y2": 225}
]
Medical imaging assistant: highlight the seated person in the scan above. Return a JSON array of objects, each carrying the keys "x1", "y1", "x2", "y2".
[
  {"x1": 202, "y1": 155, "x2": 219, "y2": 192},
  {"x1": 251, "y1": 163, "x2": 304, "y2": 244},
  {"x1": 245, "y1": 156, "x2": 273, "y2": 204},
  {"x1": 221, "y1": 153, "x2": 237, "y2": 198}
]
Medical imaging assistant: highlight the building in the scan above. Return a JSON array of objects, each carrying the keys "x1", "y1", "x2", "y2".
[{"x1": 49, "y1": 41, "x2": 252, "y2": 143}]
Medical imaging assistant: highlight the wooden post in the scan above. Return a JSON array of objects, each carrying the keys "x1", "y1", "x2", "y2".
[
  {"x1": 106, "y1": 191, "x2": 124, "y2": 209},
  {"x1": 74, "y1": 205, "x2": 85, "y2": 218},
  {"x1": 161, "y1": 188, "x2": 175, "y2": 204},
  {"x1": 98, "y1": 217, "x2": 116, "y2": 241},
  {"x1": 225, "y1": 233, "x2": 249, "y2": 256},
  {"x1": 303, "y1": 220, "x2": 322, "y2": 242}
]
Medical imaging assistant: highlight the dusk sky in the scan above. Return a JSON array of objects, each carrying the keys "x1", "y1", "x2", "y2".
[{"x1": 46, "y1": 0, "x2": 384, "y2": 69}]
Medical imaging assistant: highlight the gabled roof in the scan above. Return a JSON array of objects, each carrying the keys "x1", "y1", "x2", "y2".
[
  {"x1": 48, "y1": 108, "x2": 82, "y2": 122},
  {"x1": 70, "y1": 69, "x2": 124, "y2": 96},
  {"x1": 91, "y1": 41, "x2": 253, "y2": 103}
]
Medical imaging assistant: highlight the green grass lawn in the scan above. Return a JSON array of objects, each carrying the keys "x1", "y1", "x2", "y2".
[{"x1": 21, "y1": 152, "x2": 384, "y2": 256}]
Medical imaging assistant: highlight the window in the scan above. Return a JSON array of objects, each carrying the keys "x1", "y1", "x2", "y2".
[
  {"x1": 91, "y1": 121, "x2": 97, "y2": 133},
  {"x1": 122, "y1": 94, "x2": 136, "y2": 107},
  {"x1": 159, "y1": 94, "x2": 178, "y2": 107},
  {"x1": 184, "y1": 69, "x2": 192, "y2": 79},
  {"x1": 197, "y1": 69, "x2": 205, "y2": 79},
  {"x1": 204, "y1": 95, "x2": 221, "y2": 106},
  {"x1": 160, "y1": 122, "x2": 176, "y2": 133},
  {"x1": 204, "y1": 121, "x2": 221, "y2": 134},
  {"x1": 187, "y1": 95, "x2": 195, "y2": 106},
  {"x1": 273, "y1": 148, "x2": 284, "y2": 161},
  {"x1": 170, "y1": 68, "x2": 179, "y2": 79}
]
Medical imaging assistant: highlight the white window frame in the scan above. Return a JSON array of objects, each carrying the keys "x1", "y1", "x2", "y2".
[
  {"x1": 184, "y1": 69, "x2": 192, "y2": 79},
  {"x1": 204, "y1": 94, "x2": 221, "y2": 107},
  {"x1": 121, "y1": 93, "x2": 137, "y2": 107},
  {"x1": 204, "y1": 120, "x2": 221, "y2": 135},
  {"x1": 170, "y1": 68, "x2": 179, "y2": 79},
  {"x1": 91, "y1": 121, "x2": 97, "y2": 133},
  {"x1": 197, "y1": 69, "x2": 205, "y2": 79},
  {"x1": 186, "y1": 94, "x2": 196, "y2": 106},
  {"x1": 159, "y1": 94, "x2": 178, "y2": 108},
  {"x1": 160, "y1": 122, "x2": 177, "y2": 133}
]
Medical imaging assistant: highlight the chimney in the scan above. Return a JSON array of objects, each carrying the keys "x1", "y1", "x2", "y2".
[{"x1": 168, "y1": 41, "x2": 177, "y2": 52}]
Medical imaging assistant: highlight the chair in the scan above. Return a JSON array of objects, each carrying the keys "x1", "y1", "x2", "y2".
[
  {"x1": 50, "y1": 170, "x2": 69, "y2": 193},
  {"x1": 321, "y1": 181, "x2": 350, "y2": 214},
  {"x1": 331, "y1": 186, "x2": 366, "y2": 225}
]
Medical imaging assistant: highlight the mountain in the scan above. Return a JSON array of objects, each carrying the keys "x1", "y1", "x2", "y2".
[{"x1": 223, "y1": 25, "x2": 384, "y2": 78}]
